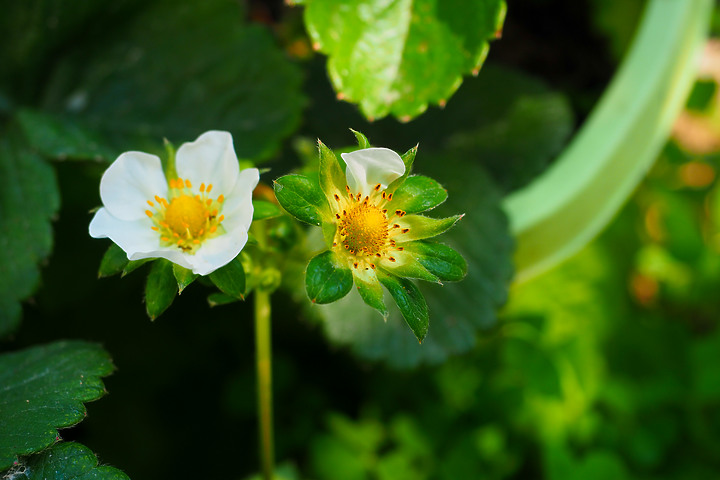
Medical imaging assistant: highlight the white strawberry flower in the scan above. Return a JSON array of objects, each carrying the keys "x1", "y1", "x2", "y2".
[{"x1": 89, "y1": 130, "x2": 259, "y2": 275}]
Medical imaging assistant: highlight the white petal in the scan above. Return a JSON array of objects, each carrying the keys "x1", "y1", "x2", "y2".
[
  {"x1": 176, "y1": 131, "x2": 239, "y2": 195},
  {"x1": 188, "y1": 232, "x2": 249, "y2": 276},
  {"x1": 221, "y1": 168, "x2": 259, "y2": 233},
  {"x1": 100, "y1": 152, "x2": 168, "y2": 221},
  {"x1": 89, "y1": 207, "x2": 160, "y2": 254},
  {"x1": 89, "y1": 208, "x2": 195, "y2": 270},
  {"x1": 341, "y1": 147, "x2": 405, "y2": 197}
]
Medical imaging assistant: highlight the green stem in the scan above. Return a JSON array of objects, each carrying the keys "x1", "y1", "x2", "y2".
[
  {"x1": 255, "y1": 287, "x2": 274, "y2": 480},
  {"x1": 503, "y1": 0, "x2": 713, "y2": 283}
]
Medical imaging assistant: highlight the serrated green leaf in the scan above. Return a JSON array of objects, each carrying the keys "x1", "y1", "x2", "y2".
[
  {"x1": 252, "y1": 200, "x2": 283, "y2": 221},
  {"x1": 0, "y1": 138, "x2": 59, "y2": 339},
  {"x1": 16, "y1": 109, "x2": 116, "y2": 162},
  {"x1": 209, "y1": 258, "x2": 246, "y2": 300},
  {"x1": 172, "y1": 264, "x2": 198, "y2": 294},
  {"x1": 0, "y1": 341, "x2": 114, "y2": 470},
  {"x1": 306, "y1": 251, "x2": 353, "y2": 304},
  {"x1": 274, "y1": 174, "x2": 327, "y2": 226},
  {"x1": 145, "y1": 259, "x2": 177, "y2": 320},
  {"x1": 42, "y1": 0, "x2": 304, "y2": 160},
  {"x1": 405, "y1": 241, "x2": 467, "y2": 282},
  {"x1": 378, "y1": 274, "x2": 429, "y2": 343},
  {"x1": 98, "y1": 243, "x2": 128, "y2": 278},
  {"x1": 304, "y1": 0, "x2": 505, "y2": 120},
  {"x1": 391, "y1": 176, "x2": 447, "y2": 214},
  {"x1": 14, "y1": 442, "x2": 129, "y2": 480}
]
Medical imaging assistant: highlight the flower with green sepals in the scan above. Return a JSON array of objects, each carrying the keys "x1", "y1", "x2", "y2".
[{"x1": 274, "y1": 131, "x2": 466, "y2": 342}]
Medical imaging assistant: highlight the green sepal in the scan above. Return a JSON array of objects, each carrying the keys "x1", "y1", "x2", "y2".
[
  {"x1": 353, "y1": 269, "x2": 387, "y2": 318},
  {"x1": 404, "y1": 241, "x2": 467, "y2": 282},
  {"x1": 122, "y1": 258, "x2": 152, "y2": 277},
  {"x1": 207, "y1": 292, "x2": 240, "y2": 307},
  {"x1": 172, "y1": 263, "x2": 198, "y2": 294},
  {"x1": 162, "y1": 138, "x2": 177, "y2": 181},
  {"x1": 306, "y1": 250, "x2": 353, "y2": 304},
  {"x1": 98, "y1": 243, "x2": 128, "y2": 278},
  {"x1": 396, "y1": 214, "x2": 463, "y2": 241},
  {"x1": 318, "y1": 139, "x2": 347, "y2": 196},
  {"x1": 387, "y1": 144, "x2": 418, "y2": 194},
  {"x1": 321, "y1": 221, "x2": 337, "y2": 249},
  {"x1": 379, "y1": 255, "x2": 439, "y2": 284},
  {"x1": 378, "y1": 273, "x2": 429, "y2": 343},
  {"x1": 350, "y1": 129, "x2": 371, "y2": 149},
  {"x1": 252, "y1": 199, "x2": 283, "y2": 221},
  {"x1": 209, "y1": 257, "x2": 246, "y2": 300},
  {"x1": 274, "y1": 174, "x2": 327, "y2": 226},
  {"x1": 145, "y1": 259, "x2": 178, "y2": 320},
  {"x1": 390, "y1": 175, "x2": 447, "y2": 214}
]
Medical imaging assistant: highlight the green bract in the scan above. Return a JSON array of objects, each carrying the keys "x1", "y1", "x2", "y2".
[{"x1": 274, "y1": 132, "x2": 466, "y2": 342}]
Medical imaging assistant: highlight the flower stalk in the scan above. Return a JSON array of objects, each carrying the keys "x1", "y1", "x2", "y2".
[
  {"x1": 252, "y1": 219, "x2": 275, "y2": 480},
  {"x1": 255, "y1": 286, "x2": 274, "y2": 480}
]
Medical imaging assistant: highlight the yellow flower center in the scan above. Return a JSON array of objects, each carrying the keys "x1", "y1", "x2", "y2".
[
  {"x1": 165, "y1": 195, "x2": 206, "y2": 238},
  {"x1": 145, "y1": 178, "x2": 226, "y2": 253},
  {"x1": 333, "y1": 184, "x2": 409, "y2": 270},
  {"x1": 340, "y1": 203, "x2": 388, "y2": 255}
]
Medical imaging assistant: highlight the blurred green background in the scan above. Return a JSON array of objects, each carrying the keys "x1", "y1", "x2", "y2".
[{"x1": 3, "y1": 0, "x2": 720, "y2": 478}]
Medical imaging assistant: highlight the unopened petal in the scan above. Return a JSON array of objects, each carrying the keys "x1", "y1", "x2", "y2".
[
  {"x1": 341, "y1": 147, "x2": 405, "y2": 197},
  {"x1": 100, "y1": 152, "x2": 167, "y2": 221},
  {"x1": 176, "y1": 131, "x2": 239, "y2": 195}
]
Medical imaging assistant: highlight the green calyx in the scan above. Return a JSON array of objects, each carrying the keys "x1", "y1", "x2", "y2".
[{"x1": 275, "y1": 130, "x2": 466, "y2": 342}]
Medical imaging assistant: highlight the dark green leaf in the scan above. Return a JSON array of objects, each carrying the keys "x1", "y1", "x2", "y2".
[
  {"x1": 0, "y1": 341, "x2": 114, "y2": 470},
  {"x1": 16, "y1": 109, "x2": 117, "y2": 162},
  {"x1": 0, "y1": 138, "x2": 59, "y2": 338},
  {"x1": 304, "y1": 0, "x2": 505, "y2": 120},
  {"x1": 274, "y1": 174, "x2": 327, "y2": 226},
  {"x1": 405, "y1": 241, "x2": 467, "y2": 282},
  {"x1": 378, "y1": 274, "x2": 429, "y2": 343},
  {"x1": 98, "y1": 243, "x2": 128, "y2": 278},
  {"x1": 306, "y1": 251, "x2": 353, "y2": 304},
  {"x1": 391, "y1": 176, "x2": 447, "y2": 214},
  {"x1": 209, "y1": 258, "x2": 246, "y2": 300},
  {"x1": 172, "y1": 263, "x2": 198, "y2": 294},
  {"x1": 14, "y1": 442, "x2": 129, "y2": 480},
  {"x1": 43, "y1": 0, "x2": 304, "y2": 160},
  {"x1": 252, "y1": 200, "x2": 283, "y2": 221},
  {"x1": 145, "y1": 259, "x2": 177, "y2": 320}
]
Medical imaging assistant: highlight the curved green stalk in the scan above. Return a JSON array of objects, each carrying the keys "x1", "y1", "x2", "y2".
[{"x1": 503, "y1": 0, "x2": 713, "y2": 284}]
